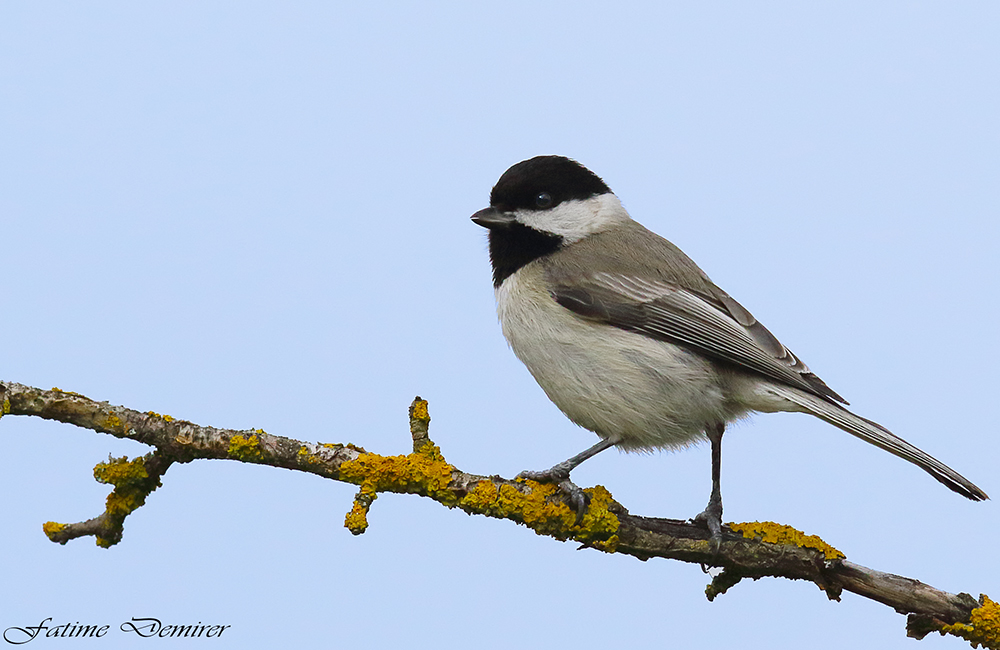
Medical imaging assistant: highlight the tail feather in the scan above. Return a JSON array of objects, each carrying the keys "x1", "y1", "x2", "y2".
[{"x1": 768, "y1": 386, "x2": 988, "y2": 501}]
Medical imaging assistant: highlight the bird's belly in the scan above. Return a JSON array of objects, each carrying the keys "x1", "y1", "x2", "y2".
[{"x1": 497, "y1": 273, "x2": 736, "y2": 451}]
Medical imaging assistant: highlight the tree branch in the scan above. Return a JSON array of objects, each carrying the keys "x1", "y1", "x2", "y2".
[{"x1": 1, "y1": 381, "x2": 995, "y2": 649}]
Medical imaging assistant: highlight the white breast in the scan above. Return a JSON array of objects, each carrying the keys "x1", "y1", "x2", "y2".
[{"x1": 496, "y1": 265, "x2": 740, "y2": 451}]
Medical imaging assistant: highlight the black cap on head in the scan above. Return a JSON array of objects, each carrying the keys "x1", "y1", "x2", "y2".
[{"x1": 489, "y1": 156, "x2": 611, "y2": 212}]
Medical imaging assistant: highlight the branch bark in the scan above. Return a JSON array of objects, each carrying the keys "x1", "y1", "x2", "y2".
[{"x1": 0, "y1": 381, "x2": 995, "y2": 649}]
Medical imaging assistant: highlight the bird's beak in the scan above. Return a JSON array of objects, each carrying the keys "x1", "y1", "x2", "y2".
[{"x1": 471, "y1": 207, "x2": 516, "y2": 229}]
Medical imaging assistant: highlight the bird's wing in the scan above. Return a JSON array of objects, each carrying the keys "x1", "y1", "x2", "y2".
[{"x1": 547, "y1": 269, "x2": 847, "y2": 404}]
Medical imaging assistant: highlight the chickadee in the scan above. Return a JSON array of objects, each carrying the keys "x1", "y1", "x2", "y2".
[{"x1": 471, "y1": 155, "x2": 987, "y2": 540}]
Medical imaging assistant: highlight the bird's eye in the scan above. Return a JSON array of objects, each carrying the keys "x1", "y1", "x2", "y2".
[{"x1": 535, "y1": 192, "x2": 553, "y2": 208}]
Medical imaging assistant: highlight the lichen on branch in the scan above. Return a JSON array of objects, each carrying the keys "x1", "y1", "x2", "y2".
[{"x1": 0, "y1": 380, "x2": 992, "y2": 649}]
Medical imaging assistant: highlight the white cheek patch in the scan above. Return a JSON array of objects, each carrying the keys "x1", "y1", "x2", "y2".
[{"x1": 516, "y1": 193, "x2": 631, "y2": 243}]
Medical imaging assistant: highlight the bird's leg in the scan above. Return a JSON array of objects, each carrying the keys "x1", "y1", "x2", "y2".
[
  {"x1": 518, "y1": 438, "x2": 616, "y2": 523},
  {"x1": 694, "y1": 422, "x2": 725, "y2": 552}
]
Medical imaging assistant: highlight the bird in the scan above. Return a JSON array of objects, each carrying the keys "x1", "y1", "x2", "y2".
[{"x1": 470, "y1": 154, "x2": 987, "y2": 542}]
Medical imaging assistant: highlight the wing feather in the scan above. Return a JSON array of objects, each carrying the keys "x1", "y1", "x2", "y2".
[{"x1": 548, "y1": 270, "x2": 846, "y2": 404}]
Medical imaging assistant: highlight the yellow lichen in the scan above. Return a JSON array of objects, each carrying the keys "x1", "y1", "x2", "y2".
[
  {"x1": 104, "y1": 492, "x2": 138, "y2": 516},
  {"x1": 86, "y1": 455, "x2": 163, "y2": 547},
  {"x1": 100, "y1": 414, "x2": 126, "y2": 434},
  {"x1": 146, "y1": 411, "x2": 175, "y2": 422},
  {"x1": 344, "y1": 500, "x2": 371, "y2": 533},
  {"x1": 1, "y1": 397, "x2": 10, "y2": 418},
  {"x1": 411, "y1": 399, "x2": 430, "y2": 422},
  {"x1": 590, "y1": 534, "x2": 620, "y2": 553},
  {"x1": 334, "y1": 418, "x2": 619, "y2": 545},
  {"x1": 42, "y1": 521, "x2": 67, "y2": 540},
  {"x1": 460, "y1": 480, "x2": 501, "y2": 511},
  {"x1": 228, "y1": 433, "x2": 264, "y2": 462},
  {"x1": 414, "y1": 442, "x2": 446, "y2": 462},
  {"x1": 503, "y1": 481, "x2": 576, "y2": 535},
  {"x1": 458, "y1": 479, "x2": 619, "y2": 548},
  {"x1": 939, "y1": 595, "x2": 1000, "y2": 649},
  {"x1": 94, "y1": 456, "x2": 149, "y2": 487},
  {"x1": 729, "y1": 521, "x2": 845, "y2": 560},
  {"x1": 299, "y1": 445, "x2": 331, "y2": 466},
  {"x1": 339, "y1": 446, "x2": 457, "y2": 506},
  {"x1": 572, "y1": 485, "x2": 620, "y2": 548},
  {"x1": 94, "y1": 456, "x2": 153, "y2": 516},
  {"x1": 344, "y1": 485, "x2": 377, "y2": 535}
]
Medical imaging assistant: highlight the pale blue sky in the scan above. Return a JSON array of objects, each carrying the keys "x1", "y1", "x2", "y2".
[{"x1": 2, "y1": 3, "x2": 997, "y2": 648}]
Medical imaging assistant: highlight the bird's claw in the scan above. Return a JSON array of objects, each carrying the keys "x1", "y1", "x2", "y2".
[
  {"x1": 517, "y1": 466, "x2": 569, "y2": 483},
  {"x1": 517, "y1": 467, "x2": 589, "y2": 525},
  {"x1": 693, "y1": 501, "x2": 723, "y2": 555}
]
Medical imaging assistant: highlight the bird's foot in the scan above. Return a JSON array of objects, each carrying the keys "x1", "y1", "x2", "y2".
[
  {"x1": 517, "y1": 466, "x2": 589, "y2": 525},
  {"x1": 693, "y1": 499, "x2": 724, "y2": 555}
]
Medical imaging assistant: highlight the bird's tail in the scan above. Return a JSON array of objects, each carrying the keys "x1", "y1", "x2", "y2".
[{"x1": 766, "y1": 385, "x2": 988, "y2": 501}]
